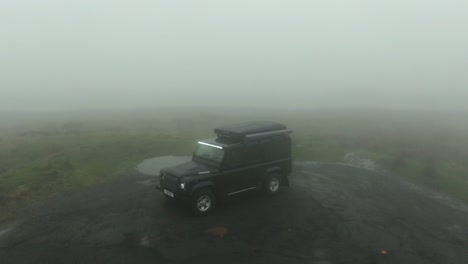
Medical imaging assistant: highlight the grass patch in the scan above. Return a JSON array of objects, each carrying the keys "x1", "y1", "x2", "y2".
[
  {"x1": 1, "y1": 108, "x2": 468, "y2": 222},
  {"x1": 0, "y1": 132, "x2": 196, "y2": 193},
  {"x1": 0, "y1": 131, "x2": 197, "y2": 222}
]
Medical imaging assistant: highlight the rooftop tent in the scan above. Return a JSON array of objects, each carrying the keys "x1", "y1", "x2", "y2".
[{"x1": 214, "y1": 121, "x2": 287, "y2": 138}]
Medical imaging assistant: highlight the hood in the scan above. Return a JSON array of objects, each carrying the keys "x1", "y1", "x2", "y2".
[{"x1": 162, "y1": 161, "x2": 218, "y2": 178}]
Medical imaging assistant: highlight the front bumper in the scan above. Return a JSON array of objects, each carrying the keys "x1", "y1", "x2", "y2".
[{"x1": 155, "y1": 184, "x2": 190, "y2": 200}]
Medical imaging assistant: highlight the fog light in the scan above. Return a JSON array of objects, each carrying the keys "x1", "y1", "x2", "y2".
[{"x1": 180, "y1": 183, "x2": 185, "y2": 189}]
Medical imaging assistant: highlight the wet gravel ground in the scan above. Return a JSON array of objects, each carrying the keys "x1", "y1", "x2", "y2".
[{"x1": 1, "y1": 160, "x2": 467, "y2": 264}]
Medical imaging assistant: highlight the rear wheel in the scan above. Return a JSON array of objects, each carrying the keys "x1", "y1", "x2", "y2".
[
  {"x1": 191, "y1": 189, "x2": 216, "y2": 216},
  {"x1": 264, "y1": 173, "x2": 281, "y2": 195}
]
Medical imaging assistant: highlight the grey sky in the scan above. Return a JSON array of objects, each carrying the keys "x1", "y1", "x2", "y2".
[{"x1": 1, "y1": 0, "x2": 467, "y2": 111}]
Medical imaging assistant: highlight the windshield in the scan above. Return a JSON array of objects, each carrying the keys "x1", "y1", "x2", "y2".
[{"x1": 194, "y1": 144, "x2": 225, "y2": 164}]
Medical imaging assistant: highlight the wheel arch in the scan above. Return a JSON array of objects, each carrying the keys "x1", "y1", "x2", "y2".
[
  {"x1": 262, "y1": 166, "x2": 289, "y2": 187},
  {"x1": 190, "y1": 181, "x2": 217, "y2": 196},
  {"x1": 259, "y1": 166, "x2": 281, "y2": 187}
]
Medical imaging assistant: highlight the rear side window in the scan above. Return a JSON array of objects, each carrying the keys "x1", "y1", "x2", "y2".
[
  {"x1": 243, "y1": 143, "x2": 262, "y2": 164},
  {"x1": 260, "y1": 138, "x2": 273, "y2": 161},
  {"x1": 263, "y1": 136, "x2": 290, "y2": 160}
]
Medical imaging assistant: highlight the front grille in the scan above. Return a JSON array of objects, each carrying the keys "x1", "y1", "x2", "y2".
[{"x1": 162, "y1": 173, "x2": 178, "y2": 192}]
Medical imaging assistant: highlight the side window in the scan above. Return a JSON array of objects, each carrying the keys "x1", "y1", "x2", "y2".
[
  {"x1": 224, "y1": 149, "x2": 242, "y2": 169},
  {"x1": 260, "y1": 138, "x2": 273, "y2": 161},
  {"x1": 243, "y1": 143, "x2": 261, "y2": 164},
  {"x1": 267, "y1": 136, "x2": 290, "y2": 159}
]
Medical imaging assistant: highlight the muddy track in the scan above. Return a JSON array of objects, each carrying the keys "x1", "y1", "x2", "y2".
[{"x1": 1, "y1": 161, "x2": 467, "y2": 264}]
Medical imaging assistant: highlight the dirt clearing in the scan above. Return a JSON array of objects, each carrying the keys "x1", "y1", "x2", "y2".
[{"x1": 1, "y1": 157, "x2": 467, "y2": 264}]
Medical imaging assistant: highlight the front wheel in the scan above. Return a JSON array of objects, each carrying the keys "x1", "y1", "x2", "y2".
[
  {"x1": 191, "y1": 189, "x2": 216, "y2": 216},
  {"x1": 264, "y1": 173, "x2": 281, "y2": 195}
]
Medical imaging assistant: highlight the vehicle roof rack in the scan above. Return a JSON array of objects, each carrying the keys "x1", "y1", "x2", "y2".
[
  {"x1": 214, "y1": 121, "x2": 290, "y2": 139},
  {"x1": 244, "y1": 129, "x2": 292, "y2": 140}
]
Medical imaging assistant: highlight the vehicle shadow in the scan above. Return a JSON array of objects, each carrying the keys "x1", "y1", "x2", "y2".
[{"x1": 155, "y1": 188, "x2": 293, "y2": 218}]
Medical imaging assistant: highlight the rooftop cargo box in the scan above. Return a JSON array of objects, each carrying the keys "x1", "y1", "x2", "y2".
[{"x1": 214, "y1": 121, "x2": 289, "y2": 139}]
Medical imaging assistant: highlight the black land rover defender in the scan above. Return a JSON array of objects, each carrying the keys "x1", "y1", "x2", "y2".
[{"x1": 156, "y1": 121, "x2": 292, "y2": 216}]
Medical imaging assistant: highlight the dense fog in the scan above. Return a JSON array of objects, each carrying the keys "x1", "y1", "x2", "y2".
[{"x1": 1, "y1": 0, "x2": 467, "y2": 111}]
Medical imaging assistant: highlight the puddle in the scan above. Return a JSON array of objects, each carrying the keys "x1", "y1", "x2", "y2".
[{"x1": 136, "y1": 156, "x2": 191, "y2": 176}]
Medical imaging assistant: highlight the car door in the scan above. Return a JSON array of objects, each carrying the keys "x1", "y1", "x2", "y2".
[
  {"x1": 218, "y1": 148, "x2": 254, "y2": 195},
  {"x1": 241, "y1": 142, "x2": 264, "y2": 188}
]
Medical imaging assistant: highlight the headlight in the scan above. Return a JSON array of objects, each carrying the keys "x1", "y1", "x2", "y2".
[{"x1": 180, "y1": 183, "x2": 185, "y2": 189}]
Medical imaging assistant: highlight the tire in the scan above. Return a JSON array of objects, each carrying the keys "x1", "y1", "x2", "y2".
[
  {"x1": 264, "y1": 173, "x2": 282, "y2": 195},
  {"x1": 191, "y1": 189, "x2": 216, "y2": 216}
]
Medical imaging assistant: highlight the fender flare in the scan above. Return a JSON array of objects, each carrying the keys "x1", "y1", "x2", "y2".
[
  {"x1": 262, "y1": 166, "x2": 290, "y2": 187},
  {"x1": 260, "y1": 166, "x2": 281, "y2": 186},
  {"x1": 190, "y1": 181, "x2": 216, "y2": 196},
  {"x1": 264, "y1": 166, "x2": 282, "y2": 177}
]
